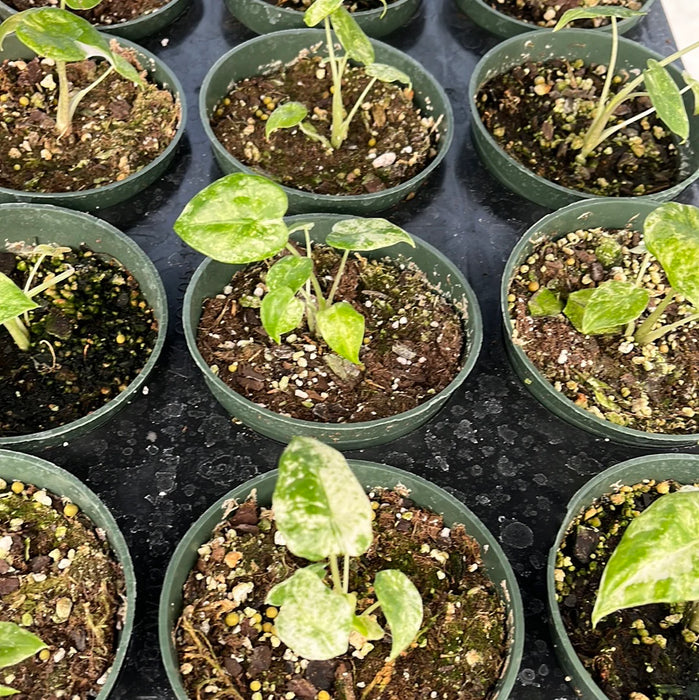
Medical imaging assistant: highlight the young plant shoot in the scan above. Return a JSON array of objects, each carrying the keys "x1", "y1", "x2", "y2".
[
  {"x1": 0, "y1": 622, "x2": 47, "y2": 696},
  {"x1": 265, "y1": 0, "x2": 411, "y2": 150},
  {"x1": 591, "y1": 488, "x2": 699, "y2": 633},
  {"x1": 0, "y1": 0, "x2": 143, "y2": 136},
  {"x1": 528, "y1": 202, "x2": 699, "y2": 346},
  {"x1": 173, "y1": 173, "x2": 415, "y2": 365},
  {"x1": 265, "y1": 437, "x2": 423, "y2": 663},
  {"x1": 554, "y1": 7, "x2": 699, "y2": 163}
]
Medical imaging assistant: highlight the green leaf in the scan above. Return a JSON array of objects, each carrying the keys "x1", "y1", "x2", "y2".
[
  {"x1": 260, "y1": 287, "x2": 304, "y2": 343},
  {"x1": 528, "y1": 288, "x2": 563, "y2": 317},
  {"x1": 364, "y1": 63, "x2": 412, "y2": 89},
  {"x1": 265, "y1": 101, "x2": 308, "y2": 139},
  {"x1": 0, "y1": 273, "x2": 38, "y2": 326},
  {"x1": 317, "y1": 301, "x2": 365, "y2": 365},
  {"x1": 304, "y1": 0, "x2": 343, "y2": 26},
  {"x1": 644, "y1": 202, "x2": 699, "y2": 309},
  {"x1": 553, "y1": 6, "x2": 644, "y2": 31},
  {"x1": 266, "y1": 563, "x2": 327, "y2": 606},
  {"x1": 0, "y1": 686, "x2": 19, "y2": 696},
  {"x1": 644, "y1": 59, "x2": 689, "y2": 141},
  {"x1": 683, "y1": 72, "x2": 699, "y2": 116},
  {"x1": 351, "y1": 613, "x2": 384, "y2": 641},
  {"x1": 271, "y1": 567, "x2": 355, "y2": 660},
  {"x1": 266, "y1": 256, "x2": 313, "y2": 294},
  {"x1": 174, "y1": 173, "x2": 290, "y2": 264},
  {"x1": 326, "y1": 218, "x2": 414, "y2": 252},
  {"x1": 0, "y1": 622, "x2": 46, "y2": 669},
  {"x1": 591, "y1": 490, "x2": 699, "y2": 627},
  {"x1": 374, "y1": 570, "x2": 423, "y2": 660},
  {"x1": 65, "y1": 0, "x2": 102, "y2": 8},
  {"x1": 273, "y1": 437, "x2": 374, "y2": 561},
  {"x1": 330, "y1": 7, "x2": 374, "y2": 66},
  {"x1": 0, "y1": 11, "x2": 36, "y2": 51}
]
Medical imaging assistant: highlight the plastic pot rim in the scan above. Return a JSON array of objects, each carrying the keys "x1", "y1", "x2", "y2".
[{"x1": 227, "y1": 0, "x2": 418, "y2": 22}]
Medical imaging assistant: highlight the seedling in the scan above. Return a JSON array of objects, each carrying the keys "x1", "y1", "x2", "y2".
[
  {"x1": 529, "y1": 202, "x2": 699, "y2": 346},
  {"x1": 0, "y1": 622, "x2": 46, "y2": 696},
  {"x1": 265, "y1": 0, "x2": 411, "y2": 150},
  {"x1": 174, "y1": 172, "x2": 415, "y2": 365},
  {"x1": 265, "y1": 436, "x2": 423, "y2": 668},
  {"x1": 0, "y1": 0, "x2": 143, "y2": 136},
  {"x1": 554, "y1": 7, "x2": 699, "y2": 163},
  {"x1": 591, "y1": 487, "x2": 699, "y2": 634}
]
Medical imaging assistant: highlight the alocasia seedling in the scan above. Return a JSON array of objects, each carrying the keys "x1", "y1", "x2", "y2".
[
  {"x1": 0, "y1": 622, "x2": 46, "y2": 696},
  {"x1": 174, "y1": 172, "x2": 415, "y2": 365},
  {"x1": 0, "y1": 0, "x2": 143, "y2": 136},
  {"x1": 265, "y1": 437, "x2": 423, "y2": 661}
]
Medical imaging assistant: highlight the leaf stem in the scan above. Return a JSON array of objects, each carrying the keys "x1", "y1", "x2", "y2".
[
  {"x1": 329, "y1": 554, "x2": 343, "y2": 593},
  {"x1": 325, "y1": 18, "x2": 346, "y2": 149},
  {"x1": 363, "y1": 601, "x2": 381, "y2": 616},
  {"x1": 26, "y1": 266, "x2": 76, "y2": 298},
  {"x1": 327, "y1": 249, "x2": 349, "y2": 305},
  {"x1": 687, "y1": 601, "x2": 699, "y2": 634},
  {"x1": 343, "y1": 554, "x2": 350, "y2": 594},
  {"x1": 3, "y1": 318, "x2": 30, "y2": 351},
  {"x1": 67, "y1": 66, "x2": 114, "y2": 128},
  {"x1": 341, "y1": 77, "x2": 378, "y2": 140},
  {"x1": 55, "y1": 60, "x2": 72, "y2": 136},
  {"x1": 633, "y1": 288, "x2": 674, "y2": 345},
  {"x1": 635, "y1": 311, "x2": 699, "y2": 346}
]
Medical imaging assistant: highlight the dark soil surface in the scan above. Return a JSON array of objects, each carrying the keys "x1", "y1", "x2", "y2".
[
  {"x1": 175, "y1": 488, "x2": 509, "y2": 699},
  {"x1": 0, "y1": 480, "x2": 126, "y2": 700},
  {"x1": 210, "y1": 54, "x2": 441, "y2": 196},
  {"x1": 4, "y1": 0, "x2": 169, "y2": 25},
  {"x1": 262, "y1": 0, "x2": 398, "y2": 11},
  {"x1": 555, "y1": 478, "x2": 699, "y2": 699},
  {"x1": 507, "y1": 226, "x2": 699, "y2": 434},
  {"x1": 476, "y1": 58, "x2": 681, "y2": 197},
  {"x1": 0, "y1": 244, "x2": 158, "y2": 437},
  {"x1": 0, "y1": 46, "x2": 180, "y2": 194},
  {"x1": 197, "y1": 245, "x2": 465, "y2": 423},
  {"x1": 485, "y1": 0, "x2": 644, "y2": 28}
]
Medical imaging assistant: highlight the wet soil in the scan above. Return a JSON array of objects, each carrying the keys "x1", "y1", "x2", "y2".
[
  {"x1": 0, "y1": 480, "x2": 126, "y2": 700},
  {"x1": 210, "y1": 53, "x2": 441, "y2": 196},
  {"x1": 508, "y1": 226, "x2": 699, "y2": 434},
  {"x1": 0, "y1": 46, "x2": 180, "y2": 194},
  {"x1": 4, "y1": 0, "x2": 169, "y2": 26},
  {"x1": 262, "y1": 0, "x2": 398, "y2": 10},
  {"x1": 555, "y1": 478, "x2": 699, "y2": 699},
  {"x1": 197, "y1": 245, "x2": 465, "y2": 424},
  {"x1": 175, "y1": 488, "x2": 509, "y2": 700},
  {"x1": 476, "y1": 59, "x2": 681, "y2": 197},
  {"x1": 0, "y1": 244, "x2": 158, "y2": 437}
]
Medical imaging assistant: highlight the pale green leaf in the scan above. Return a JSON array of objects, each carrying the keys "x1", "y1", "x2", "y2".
[
  {"x1": 644, "y1": 202, "x2": 699, "y2": 308},
  {"x1": 0, "y1": 686, "x2": 19, "y2": 696},
  {"x1": 683, "y1": 72, "x2": 699, "y2": 116},
  {"x1": 528, "y1": 288, "x2": 563, "y2": 317},
  {"x1": 563, "y1": 288, "x2": 594, "y2": 333},
  {"x1": 0, "y1": 11, "x2": 36, "y2": 51},
  {"x1": 266, "y1": 563, "x2": 327, "y2": 606},
  {"x1": 351, "y1": 613, "x2": 384, "y2": 641},
  {"x1": 266, "y1": 256, "x2": 313, "y2": 293},
  {"x1": 65, "y1": 0, "x2": 102, "y2": 8},
  {"x1": 374, "y1": 569, "x2": 423, "y2": 660},
  {"x1": 591, "y1": 490, "x2": 699, "y2": 627},
  {"x1": 304, "y1": 0, "x2": 343, "y2": 26},
  {"x1": 317, "y1": 301, "x2": 365, "y2": 364},
  {"x1": 644, "y1": 59, "x2": 689, "y2": 141},
  {"x1": 174, "y1": 174, "x2": 289, "y2": 264},
  {"x1": 365, "y1": 63, "x2": 412, "y2": 89},
  {"x1": 330, "y1": 7, "x2": 374, "y2": 66},
  {"x1": 260, "y1": 287, "x2": 304, "y2": 343},
  {"x1": 0, "y1": 273, "x2": 38, "y2": 326},
  {"x1": 326, "y1": 218, "x2": 414, "y2": 252},
  {"x1": 266, "y1": 101, "x2": 308, "y2": 139},
  {"x1": 273, "y1": 437, "x2": 373, "y2": 561},
  {"x1": 553, "y1": 6, "x2": 644, "y2": 31},
  {"x1": 0, "y1": 622, "x2": 46, "y2": 669}
]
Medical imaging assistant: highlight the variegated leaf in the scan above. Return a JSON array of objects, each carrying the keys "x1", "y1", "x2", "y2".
[
  {"x1": 644, "y1": 59, "x2": 689, "y2": 141},
  {"x1": 374, "y1": 569, "x2": 423, "y2": 660},
  {"x1": 326, "y1": 218, "x2": 414, "y2": 252},
  {"x1": 0, "y1": 273, "x2": 38, "y2": 326},
  {"x1": 304, "y1": 0, "x2": 344, "y2": 26},
  {"x1": 0, "y1": 622, "x2": 46, "y2": 668},
  {"x1": 316, "y1": 301, "x2": 365, "y2": 365},
  {"x1": 266, "y1": 256, "x2": 313, "y2": 294},
  {"x1": 260, "y1": 287, "x2": 304, "y2": 343},
  {"x1": 330, "y1": 6, "x2": 374, "y2": 66},
  {"x1": 553, "y1": 6, "x2": 643, "y2": 31}
]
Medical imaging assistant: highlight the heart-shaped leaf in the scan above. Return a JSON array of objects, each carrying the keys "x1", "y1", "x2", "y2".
[
  {"x1": 0, "y1": 622, "x2": 46, "y2": 669},
  {"x1": 260, "y1": 287, "x2": 304, "y2": 343},
  {"x1": 553, "y1": 6, "x2": 644, "y2": 31},
  {"x1": 0, "y1": 273, "x2": 38, "y2": 326},
  {"x1": 326, "y1": 218, "x2": 414, "y2": 252},
  {"x1": 266, "y1": 101, "x2": 308, "y2": 139},
  {"x1": 330, "y1": 6, "x2": 374, "y2": 66},
  {"x1": 374, "y1": 569, "x2": 423, "y2": 660},
  {"x1": 365, "y1": 63, "x2": 412, "y2": 89},
  {"x1": 528, "y1": 288, "x2": 563, "y2": 317},
  {"x1": 644, "y1": 59, "x2": 689, "y2": 141},
  {"x1": 266, "y1": 563, "x2": 327, "y2": 606},
  {"x1": 266, "y1": 256, "x2": 313, "y2": 294},
  {"x1": 304, "y1": 0, "x2": 343, "y2": 26},
  {"x1": 317, "y1": 301, "x2": 365, "y2": 364}
]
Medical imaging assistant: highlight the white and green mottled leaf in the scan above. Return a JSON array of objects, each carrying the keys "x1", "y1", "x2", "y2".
[
  {"x1": 65, "y1": 0, "x2": 102, "y2": 9},
  {"x1": 272, "y1": 568, "x2": 354, "y2": 660},
  {"x1": 304, "y1": 0, "x2": 343, "y2": 26},
  {"x1": 266, "y1": 101, "x2": 308, "y2": 139},
  {"x1": 0, "y1": 11, "x2": 35, "y2": 50},
  {"x1": 644, "y1": 202, "x2": 699, "y2": 309},
  {"x1": 317, "y1": 301, "x2": 365, "y2": 365},
  {"x1": 330, "y1": 7, "x2": 374, "y2": 66},
  {"x1": 266, "y1": 256, "x2": 313, "y2": 294},
  {"x1": 174, "y1": 174, "x2": 289, "y2": 264},
  {"x1": 273, "y1": 437, "x2": 373, "y2": 561},
  {"x1": 260, "y1": 287, "x2": 304, "y2": 343},
  {"x1": 351, "y1": 612, "x2": 384, "y2": 641},
  {"x1": 265, "y1": 563, "x2": 327, "y2": 606},
  {"x1": 592, "y1": 490, "x2": 699, "y2": 627},
  {"x1": 528, "y1": 288, "x2": 563, "y2": 317},
  {"x1": 0, "y1": 622, "x2": 46, "y2": 669},
  {"x1": 365, "y1": 63, "x2": 412, "y2": 89},
  {"x1": 374, "y1": 569, "x2": 423, "y2": 660},
  {"x1": 0, "y1": 273, "x2": 38, "y2": 326},
  {"x1": 326, "y1": 218, "x2": 414, "y2": 252},
  {"x1": 683, "y1": 72, "x2": 699, "y2": 116},
  {"x1": 644, "y1": 59, "x2": 689, "y2": 141},
  {"x1": 553, "y1": 6, "x2": 644, "y2": 31}
]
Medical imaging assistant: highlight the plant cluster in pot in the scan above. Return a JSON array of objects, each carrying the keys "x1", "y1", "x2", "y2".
[
  {"x1": 0, "y1": 3, "x2": 186, "y2": 210},
  {"x1": 547, "y1": 453, "x2": 699, "y2": 699},
  {"x1": 469, "y1": 8, "x2": 699, "y2": 209},
  {"x1": 159, "y1": 436, "x2": 524, "y2": 700},
  {"x1": 200, "y1": 0, "x2": 453, "y2": 215},
  {"x1": 0, "y1": 203, "x2": 168, "y2": 451},
  {"x1": 176, "y1": 173, "x2": 482, "y2": 449},
  {"x1": 0, "y1": 448, "x2": 137, "y2": 700}
]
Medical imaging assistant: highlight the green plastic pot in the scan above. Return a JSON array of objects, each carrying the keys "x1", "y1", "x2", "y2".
[
  {"x1": 546, "y1": 453, "x2": 699, "y2": 699},
  {"x1": 0, "y1": 34, "x2": 186, "y2": 211},
  {"x1": 223, "y1": 0, "x2": 420, "y2": 37},
  {"x1": 454, "y1": 0, "x2": 654, "y2": 39},
  {"x1": 469, "y1": 29, "x2": 699, "y2": 209},
  {"x1": 200, "y1": 29, "x2": 453, "y2": 215},
  {"x1": 159, "y1": 460, "x2": 524, "y2": 700},
  {"x1": 0, "y1": 448, "x2": 136, "y2": 700},
  {"x1": 183, "y1": 213, "x2": 482, "y2": 449},
  {"x1": 0, "y1": 0, "x2": 190, "y2": 40},
  {"x1": 0, "y1": 203, "x2": 168, "y2": 450},
  {"x1": 501, "y1": 197, "x2": 699, "y2": 448}
]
